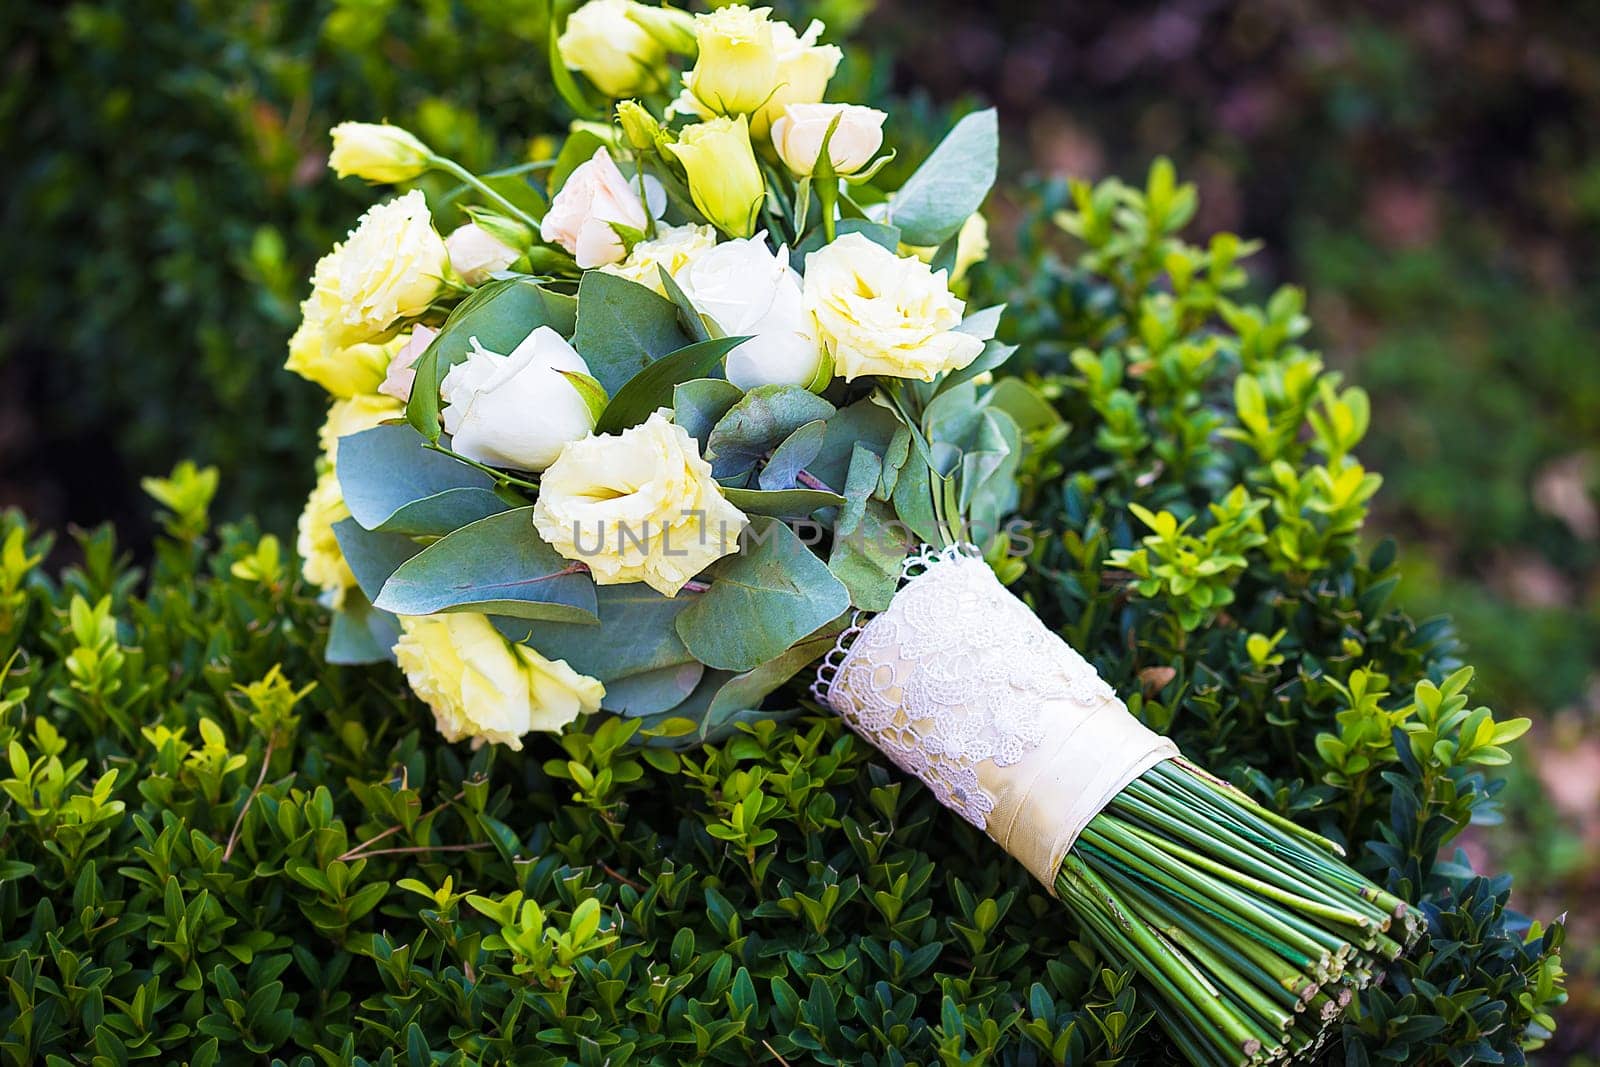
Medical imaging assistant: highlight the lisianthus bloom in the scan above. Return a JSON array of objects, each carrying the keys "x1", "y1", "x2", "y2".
[
  {"x1": 600, "y1": 222, "x2": 719, "y2": 296},
  {"x1": 445, "y1": 222, "x2": 522, "y2": 285},
  {"x1": 533, "y1": 410, "x2": 748, "y2": 596},
  {"x1": 771, "y1": 103, "x2": 886, "y2": 177},
  {"x1": 393, "y1": 612, "x2": 604, "y2": 749},
  {"x1": 286, "y1": 191, "x2": 450, "y2": 394},
  {"x1": 296, "y1": 471, "x2": 358, "y2": 607},
  {"x1": 802, "y1": 232, "x2": 983, "y2": 382},
  {"x1": 557, "y1": 0, "x2": 692, "y2": 98}
]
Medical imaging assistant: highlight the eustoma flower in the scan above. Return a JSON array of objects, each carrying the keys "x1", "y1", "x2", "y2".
[
  {"x1": 393, "y1": 613, "x2": 604, "y2": 748},
  {"x1": 802, "y1": 232, "x2": 983, "y2": 381},
  {"x1": 532, "y1": 411, "x2": 748, "y2": 596},
  {"x1": 328, "y1": 121, "x2": 433, "y2": 184},
  {"x1": 556, "y1": 0, "x2": 693, "y2": 99},
  {"x1": 772, "y1": 103, "x2": 886, "y2": 177},
  {"x1": 667, "y1": 116, "x2": 765, "y2": 238},
  {"x1": 285, "y1": 190, "x2": 450, "y2": 393}
]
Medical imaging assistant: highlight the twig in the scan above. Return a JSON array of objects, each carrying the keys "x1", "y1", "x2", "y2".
[
  {"x1": 344, "y1": 843, "x2": 492, "y2": 859},
  {"x1": 762, "y1": 1040, "x2": 792, "y2": 1066},
  {"x1": 223, "y1": 735, "x2": 277, "y2": 863},
  {"x1": 598, "y1": 861, "x2": 645, "y2": 891},
  {"x1": 339, "y1": 790, "x2": 466, "y2": 862}
]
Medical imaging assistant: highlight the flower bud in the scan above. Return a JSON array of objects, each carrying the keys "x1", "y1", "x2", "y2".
[
  {"x1": 557, "y1": 0, "x2": 669, "y2": 98},
  {"x1": 445, "y1": 222, "x2": 523, "y2": 285},
  {"x1": 771, "y1": 103, "x2": 886, "y2": 177},
  {"x1": 616, "y1": 100, "x2": 664, "y2": 153},
  {"x1": 540, "y1": 148, "x2": 661, "y2": 268},
  {"x1": 667, "y1": 116, "x2": 765, "y2": 238},
  {"x1": 328, "y1": 122, "x2": 433, "y2": 184}
]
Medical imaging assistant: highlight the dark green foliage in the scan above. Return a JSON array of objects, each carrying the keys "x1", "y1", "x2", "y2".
[
  {"x1": 1, "y1": 0, "x2": 570, "y2": 531},
  {"x1": 0, "y1": 164, "x2": 1566, "y2": 1063}
]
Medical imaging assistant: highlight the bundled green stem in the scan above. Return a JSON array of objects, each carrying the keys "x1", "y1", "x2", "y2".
[{"x1": 1056, "y1": 759, "x2": 1418, "y2": 1066}]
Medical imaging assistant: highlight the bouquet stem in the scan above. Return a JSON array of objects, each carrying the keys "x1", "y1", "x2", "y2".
[{"x1": 1058, "y1": 759, "x2": 1416, "y2": 1064}]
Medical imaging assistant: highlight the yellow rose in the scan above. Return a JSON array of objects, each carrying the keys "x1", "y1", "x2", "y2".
[
  {"x1": 393, "y1": 613, "x2": 604, "y2": 749},
  {"x1": 532, "y1": 410, "x2": 748, "y2": 596},
  {"x1": 802, "y1": 232, "x2": 984, "y2": 382},
  {"x1": 296, "y1": 470, "x2": 358, "y2": 607},
  {"x1": 285, "y1": 321, "x2": 401, "y2": 399},
  {"x1": 557, "y1": 0, "x2": 682, "y2": 99},
  {"x1": 687, "y1": 5, "x2": 778, "y2": 116},
  {"x1": 667, "y1": 116, "x2": 765, "y2": 238},
  {"x1": 599, "y1": 222, "x2": 719, "y2": 295},
  {"x1": 753, "y1": 18, "x2": 842, "y2": 137},
  {"x1": 319, "y1": 393, "x2": 403, "y2": 467},
  {"x1": 328, "y1": 122, "x2": 433, "y2": 184}
]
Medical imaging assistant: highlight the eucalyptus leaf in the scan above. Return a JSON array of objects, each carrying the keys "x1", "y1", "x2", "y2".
[
  {"x1": 594, "y1": 336, "x2": 747, "y2": 434},
  {"x1": 830, "y1": 445, "x2": 912, "y2": 610},
  {"x1": 504, "y1": 584, "x2": 699, "y2": 683},
  {"x1": 673, "y1": 378, "x2": 745, "y2": 447},
  {"x1": 702, "y1": 622, "x2": 845, "y2": 721},
  {"x1": 722, "y1": 485, "x2": 845, "y2": 517},
  {"x1": 406, "y1": 279, "x2": 577, "y2": 440},
  {"x1": 676, "y1": 516, "x2": 851, "y2": 671},
  {"x1": 374, "y1": 507, "x2": 598, "y2": 622},
  {"x1": 658, "y1": 265, "x2": 713, "y2": 343},
  {"x1": 955, "y1": 304, "x2": 1005, "y2": 341},
  {"x1": 706, "y1": 385, "x2": 836, "y2": 480},
  {"x1": 332, "y1": 518, "x2": 422, "y2": 602},
  {"x1": 886, "y1": 108, "x2": 998, "y2": 247},
  {"x1": 759, "y1": 419, "x2": 828, "y2": 490},
  {"x1": 572, "y1": 272, "x2": 690, "y2": 395},
  {"x1": 338, "y1": 424, "x2": 509, "y2": 535},
  {"x1": 808, "y1": 398, "x2": 903, "y2": 491},
  {"x1": 326, "y1": 591, "x2": 401, "y2": 666}
]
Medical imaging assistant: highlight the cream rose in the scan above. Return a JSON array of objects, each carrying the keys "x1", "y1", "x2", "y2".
[
  {"x1": 306, "y1": 190, "x2": 450, "y2": 346},
  {"x1": 533, "y1": 410, "x2": 748, "y2": 596},
  {"x1": 599, "y1": 223, "x2": 718, "y2": 295},
  {"x1": 677, "y1": 232, "x2": 824, "y2": 390},
  {"x1": 440, "y1": 326, "x2": 599, "y2": 472},
  {"x1": 393, "y1": 612, "x2": 604, "y2": 749},
  {"x1": 539, "y1": 148, "x2": 664, "y2": 268},
  {"x1": 328, "y1": 122, "x2": 432, "y2": 184},
  {"x1": 802, "y1": 232, "x2": 984, "y2": 382},
  {"x1": 296, "y1": 471, "x2": 358, "y2": 607},
  {"x1": 445, "y1": 222, "x2": 521, "y2": 285},
  {"x1": 771, "y1": 103, "x2": 886, "y2": 177}
]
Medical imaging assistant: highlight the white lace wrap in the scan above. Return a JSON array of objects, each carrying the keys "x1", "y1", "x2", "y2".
[{"x1": 813, "y1": 545, "x2": 1179, "y2": 892}]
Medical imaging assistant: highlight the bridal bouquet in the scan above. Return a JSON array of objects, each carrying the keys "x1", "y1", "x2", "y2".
[{"x1": 287, "y1": 4, "x2": 1415, "y2": 1062}]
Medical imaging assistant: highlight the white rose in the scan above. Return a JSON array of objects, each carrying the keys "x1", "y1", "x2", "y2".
[
  {"x1": 539, "y1": 148, "x2": 664, "y2": 268},
  {"x1": 802, "y1": 232, "x2": 983, "y2": 382},
  {"x1": 445, "y1": 223, "x2": 521, "y2": 285},
  {"x1": 599, "y1": 223, "x2": 718, "y2": 296},
  {"x1": 771, "y1": 103, "x2": 886, "y2": 177},
  {"x1": 440, "y1": 326, "x2": 600, "y2": 472},
  {"x1": 677, "y1": 232, "x2": 826, "y2": 390}
]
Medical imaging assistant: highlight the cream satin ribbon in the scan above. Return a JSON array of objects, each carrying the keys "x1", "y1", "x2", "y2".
[{"x1": 818, "y1": 547, "x2": 1177, "y2": 892}]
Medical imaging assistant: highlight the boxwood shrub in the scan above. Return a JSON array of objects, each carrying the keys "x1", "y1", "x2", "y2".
[{"x1": 0, "y1": 166, "x2": 1565, "y2": 1065}]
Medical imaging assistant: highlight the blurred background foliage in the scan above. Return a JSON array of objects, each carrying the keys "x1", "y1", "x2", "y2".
[{"x1": 3, "y1": 0, "x2": 1596, "y2": 1056}]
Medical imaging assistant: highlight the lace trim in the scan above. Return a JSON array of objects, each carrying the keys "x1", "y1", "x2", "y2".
[{"x1": 812, "y1": 543, "x2": 1118, "y2": 830}]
